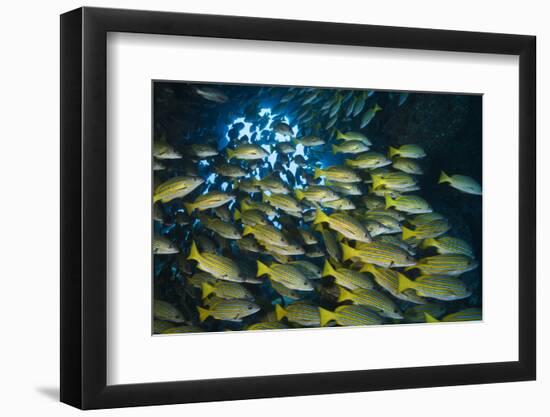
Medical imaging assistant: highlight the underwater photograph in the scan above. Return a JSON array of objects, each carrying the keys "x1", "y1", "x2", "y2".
[{"x1": 152, "y1": 81, "x2": 482, "y2": 335}]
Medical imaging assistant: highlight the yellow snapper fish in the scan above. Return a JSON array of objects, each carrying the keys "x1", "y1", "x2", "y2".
[
  {"x1": 401, "y1": 219, "x2": 451, "y2": 241},
  {"x1": 322, "y1": 260, "x2": 374, "y2": 291},
  {"x1": 319, "y1": 227, "x2": 342, "y2": 262},
  {"x1": 153, "y1": 235, "x2": 179, "y2": 254},
  {"x1": 275, "y1": 302, "x2": 321, "y2": 326},
  {"x1": 288, "y1": 260, "x2": 322, "y2": 280},
  {"x1": 335, "y1": 130, "x2": 372, "y2": 146},
  {"x1": 392, "y1": 157, "x2": 423, "y2": 175},
  {"x1": 322, "y1": 197, "x2": 356, "y2": 210},
  {"x1": 254, "y1": 176, "x2": 290, "y2": 194},
  {"x1": 298, "y1": 229, "x2": 318, "y2": 245},
  {"x1": 183, "y1": 191, "x2": 235, "y2": 214},
  {"x1": 234, "y1": 208, "x2": 268, "y2": 226},
  {"x1": 243, "y1": 224, "x2": 289, "y2": 247},
  {"x1": 227, "y1": 144, "x2": 269, "y2": 160},
  {"x1": 360, "y1": 103, "x2": 383, "y2": 128},
  {"x1": 366, "y1": 208, "x2": 406, "y2": 221},
  {"x1": 319, "y1": 305, "x2": 382, "y2": 326},
  {"x1": 406, "y1": 255, "x2": 478, "y2": 276},
  {"x1": 214, "y1": 163, "x2": 247, "y2": 178},
  {"x1": 262, "y1": 242, "x2": 305, "y2": 256},
  {"x1": 313, "y1": 209, "x2": 372, "y2": 243},
  {"x1": 262, "y1": 193, "x2": 302, "y2": 214},
  {"x1": 190, "y1": 144, "x2": 219, "y2": 158},
  {"x1": 153, "y1": 176, "x2": 204, "y2": 203},
  {"x1": 246, "y1": 321, "x2": 289, "y2": 331},
  {"x1": 201, "y1": 282, "x2": 254, "y2": 300},
  {"x1": 345, "y1": 152, "x2": 392, "y2": 170},
  {"x1": 314, "y1": 166, "x2": 361, "y2": 183},
  {"x1": 195, "y1": 85, "x2": 228, "y2": 103},
  {"x1": 197, "y1": 299, "x2": 260, "y2": 322},
  {"x1": 326, "y1": 181, "x2": 362, "y2": 196},
  {"x1": 408, "y1": 212, "x2": 446, "y2": 226},
  {"x1": 241, "y1": 198, "x2": 277, "y2": 216},
  {"x1": 270, "y1": 280, "x2": 305, "y2": 300},
  {"x1": 154, "y1": 300, "x2": 186, "y2": 323},
  {"x1": 200, "y1": 216, "x2": 242, "y2": 240},
  {"x1": 187, "y1": 272, "x2": 217, "y2": 289},
  {"x1": 332, "y1": 140, "x2": 370, "y2": 155},
  {"x1": 425, "y1": 307, "x2": 482, "y2": 323},
  {"x1": 187, "y1": 241, "x2": 244, "y2": 282},
  {"x1": 398, "y1": 275, "x2": 471, "y2": 301},
  {"x1": 360, "y1": 263, "x2": 426, "y2": 304},
  {"x1": 388, "y1": 144, "x2": 426, "y2": 159},
  {"x1": 236, "y1": 235, "x2": 264, "y2": 253},
  {"x1": 153, "y1": 141, "x2": 182, "y2": 159},
  {"x1": 385, "y1": 194, "x2": 432, "y2": 214},
  {"x1": 338, "y1": 286, "x2": 402, "y2": 319},
  {"x1": 273, "y1": 121, "x2": 294, "y2": 137},
  {"x1": 256, "y1": 261, "x2": 314, "y2": 291},
  {"x1": 403, "y1": 304, "x2": 446, "y2": 322},
  {"x1": 421, "y1": 236, "x2": 474, "y2": 257},
  {"x1": 161, "y1": 325, "x2": 205, "y2": 334},
  {"x1": 153, "y1": 319, "x2": 174, "y2": 334},
  {"x1": 439, "y1": 171, "x2": 482, "y2": 195},
  {"x1": 371, "y1": 171, "x2": 417, "y2": 191},
  {"x1": 293, "y1": 135, "x2": 325, "y2": 147},
  {"x1": 341, "y1": 241, "x2": 416, "y2": 268}
]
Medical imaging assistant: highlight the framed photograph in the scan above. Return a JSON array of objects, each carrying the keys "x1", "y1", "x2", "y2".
[{"x1": 60, "y1": 7, "x2": 536, "y2": 409}]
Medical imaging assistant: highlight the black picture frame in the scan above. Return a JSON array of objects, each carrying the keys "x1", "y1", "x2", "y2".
[{"x1": 60, "y1": 6, "x2": 536, "y2": 410}]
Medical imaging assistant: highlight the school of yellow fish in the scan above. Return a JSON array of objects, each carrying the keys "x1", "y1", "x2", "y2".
[{"x1": 153, "y1": 85, "x2": 482, "y2": 335}]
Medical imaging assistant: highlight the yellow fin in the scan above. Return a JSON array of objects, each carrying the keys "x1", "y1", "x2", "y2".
[
  {"x1": 331, "y1": 144, "x2": 339, "y2": 154},
  {"x1": 340, "y1": 243, "x2": 358, "y2": 261},
  {"x1": 201, "y1": 282, "x2": 215, "y2": 299},
  {"x1": 294, "y1": 189, "x2": 305, "y2": 200},
  {"x1": 242, "y1": 226, "x2": 254, "y2": 237},
  {"x1": 226, "y1": 148, "x2": 235, "y2": 160},
  {"x1": 335, "y1": 130, "x2": 345, "y2": 140},
  {"x1": 372, "y1": 174, "x2": 384, "y2": 190},
  {"x1": 337, "y1": 286, "x2": 352, "y2": 303},
  {"x1": 421, "y1": 238, "x2": 436, "y2": 249},
  {"x1": 319, "y1": 307, "x2": 336, "y2": 327},
  {"x1": 374, "y1": 104, "x2": 382, "y2": 112},
  {"x1": 183, "y1": 202, "x2": 194, "y2": 215},
  {"x1": 424, "y1": 312, "x2": 440, "y2": 323},
  {"x1": 197, "y1": 306, "x2": 211, "y2": 322},
  {"x1": 360, "y1": 263, "x2": 376, "y2": 274},
  {"x1": 401, "y1": 225, "x2": 416, "y2": 241},
  {"x1": 398, "y1": 275, "x2": 415, "y2": 293},
  {"x1": 256, "y1": 260, "x2": 272, "y2": 278},
  {"x1": 187, "y1": 241, "x2": 202, "y2": 263},
  {"x1": 322, "y1": 260, "x2": 336, "y2": 278},
  {"x1": 234, "y1": 208, "x2": 241, "y2": 221},
  {"x1": 275, "y1": 304, "x2": 287, "y2": 321},
  {"x1": 388, "y1": 146, "x2": 399, "y2": 158},
  {"x1": 313, "y1": 168, "x2": 323, "y2": 180},
  {"x1": 384, "y1": 194, "x2": 395, "y2": 209},
  {"x1": 313, "y1": 209, "x2": 330, "y2": 225},
  {"x1": 438, "y1": 170, "x2": 452, "y2": 184},
  {"x1": 241, "y1": 200, "x2": 252, "y2": 212}
]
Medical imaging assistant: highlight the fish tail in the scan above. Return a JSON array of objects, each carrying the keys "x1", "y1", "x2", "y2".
[
  {"x1": 187, "y1": 241, "x2": 201, "y2": 263},
  {"x1": 335, "y1": 130, "x2": 345, "y2": 140},
  {"x1": 388, "y1": 146, "x2": 399, "y2": 158},
  {"x1": 153, "y1": 194, "x2": 161, "y2": 203},
  {"x1": 197, "y1": 306, "x2": 211, "y2": 322},
  {"x1": 201, "y1": 283, "x2": 215, "y2": 299},
  {"x1": 401, "y1": 225, "x2": 416, "y2": 241},
  {"x1": 313, "y1": 209, "x2": 330, "y2": 225},
  {"x1": 256, "y1": 260, "x2": 272, "y2": 277},
  {"x1": 261, "y1": 193, "x2": 268, "y2": 203},
  {"x1": 438, "y1": 170, "x2": 451, "y2": 184},
  {"x1": 183, "y1": 202, "x2": 194, "y2": 215},
  {"x1": 241, "y1": 200, "x2": 252, "y2": 212},
  {"x1": 313, "y1": 168, "x2": 323, "y2": 179},
  {"x1": 275, "y1": 304, "x2": 287, "y2": 321},
  {"x1": 344, "y1": 159, "x2": 353, "y2": 166},
  {"x1": 234, "y1": 208, "x2": 241, "y2": 221},
  {"x1": 384, "y1": 194, "x2": 395, "y2": 209},
  {"x1": 340, "y1": 243, "x2": 357, "y2": 261},
  {"x1": 360, "y1": 263, "x2": 376, "y2": 274},
  {"x1": 374, "y1": 103, "x2": 382, "y2": 112},
  {"x1": 242, "y1": 226, "x2": 254, "y2": 237},
  {"x1": 294, "y1": 189, "x2": 305, "y2": 200},
  {"x1": 372, "y1": 174, "x2": 384, "y2": 190},
  {"x1": 337, "y1": 286, "x2": 351, "y2": 302},
  {"x1": 318, "y1": 307, "x2": 335, "y2": 327},
  {"x1": 331, "y1": 144, "x2": 339, "y2": 154},
  {"x1": 226, "y1": 148, "x2": 235, "y2": 160},
  {"x1": 397, "y1": 275, "x2": 415, "y2": 293},
  {"x1": 322, "y1": 260, "x2": 336, "y2": 278},
  {"x1": 420, "y1": 238, "x2": 435, "y2": 249},
  {"x1": 424, "y1": 312, "x2": 440, "y2": 323},
  {"x1": 232, "y1": 180, "x2": 239, "y2": 190}
]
